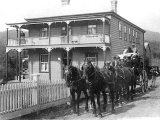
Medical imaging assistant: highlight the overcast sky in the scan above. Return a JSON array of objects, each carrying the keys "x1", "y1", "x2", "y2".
[{"x1": 0, "y1": 0, "x2": 160, "y2": 33}]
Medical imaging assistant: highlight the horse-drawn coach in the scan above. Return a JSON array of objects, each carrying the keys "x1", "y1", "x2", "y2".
[{"x1": 118, "y1": 52, "x2": 149, "y2": 93}]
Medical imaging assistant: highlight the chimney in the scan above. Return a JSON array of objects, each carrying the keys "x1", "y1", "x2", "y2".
[
  {"x1": 110, "y1": 0, "x2": 118, "y2": 13},
  {"x1": 61, "y1": 0, "x2": 70, "y2": 6}
]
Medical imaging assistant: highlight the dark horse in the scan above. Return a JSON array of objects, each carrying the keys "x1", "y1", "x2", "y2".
[
  {"x1": 121, "y1": 56, "x2": 136, "y2": 100},
  {"x1": 64, "y1": 65, "x2": 89, "y2": 116},
  {"x1": 114, "y1": 66, "x2": 125, "y2": 105},
  {"x1": 82, "y1": 61, "x2": 115, "y2": 117},
  {"x1": 131, "y1": 54, "x2": 143, "y2": 93}
]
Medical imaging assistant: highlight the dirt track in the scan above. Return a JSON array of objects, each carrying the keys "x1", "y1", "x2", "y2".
[{"x1": 13, "y1": 77, "x2": 160, "y2": 120}]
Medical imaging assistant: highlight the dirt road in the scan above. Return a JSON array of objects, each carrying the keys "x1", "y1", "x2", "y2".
[
  {"x1": 13, "y1": 77, "x2": 160, "y2": 120},
  {"x1": 56, "y1": 77, "x2": 160, "y2": 120}
]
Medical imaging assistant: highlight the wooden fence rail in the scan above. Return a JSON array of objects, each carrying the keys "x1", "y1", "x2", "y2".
[{"x1": 0, "y1": 79, "x2": 70, "y2": 120}]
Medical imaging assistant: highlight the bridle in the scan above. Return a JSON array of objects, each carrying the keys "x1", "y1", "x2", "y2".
[
  {"x1": 83, "y1": 63, "x2": 97, "y2": 86},
  {"x1": 65, "y1": 66, "x2": 84, "y2": 86}
]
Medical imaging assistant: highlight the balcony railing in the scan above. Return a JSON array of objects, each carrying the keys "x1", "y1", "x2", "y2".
[{"x1": 8, "y1": 34, "x2": 109, "y2": 46}]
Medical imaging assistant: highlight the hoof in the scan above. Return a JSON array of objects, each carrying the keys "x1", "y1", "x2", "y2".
[
  {"x1": 98, "y1": 114, "x2": 103, "y2": 118},
  {"x1": 85, "y1": 109, "x2": 89, "y2": 112},
  {"x1": 85, "y1": 107, "x2": 89, "y2": 112},
  {"x1": 111, "y1": 109, "x2": 116, "y2": 114},
  {"x1": 94, "y1": 114, "x2": 98, "y2": 117},
  {"x1": 103, "y1": 106, "x2": 106, "y2": 111},
  {"x1": 77, "y1": 113, "x2": 80, "y2": 116}
]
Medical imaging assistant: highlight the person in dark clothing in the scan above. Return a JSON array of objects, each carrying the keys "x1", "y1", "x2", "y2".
[
  {"x1": 105, "y1": 61, "x2": 116, "y2": 75},
  {"x1": 126, "y1": 56, "x2": 132, "y2": 67}
]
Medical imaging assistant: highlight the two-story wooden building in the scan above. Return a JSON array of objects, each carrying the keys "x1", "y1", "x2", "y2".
[{"x1": 6, "y1": 0, "x2": 145, "y2": 81}]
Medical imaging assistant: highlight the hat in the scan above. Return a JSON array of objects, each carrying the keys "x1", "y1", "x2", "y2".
[
  {"x1": 113, "y1": 56, "x2": 116, "y2": 59},
  {"x1": 106, "y1": 61, "x2": 111, "y2": 64},
  {"x1": 116, "y1": 56, "x2": 120, "y2": 59},
  {"x1": 132, "y1": 44, "x2": 135, "y2": 46}
]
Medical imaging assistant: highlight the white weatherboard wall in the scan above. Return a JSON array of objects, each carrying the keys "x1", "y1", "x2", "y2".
[{"x1": 29, "y1": 49, "x2": 62, "y2": 81}]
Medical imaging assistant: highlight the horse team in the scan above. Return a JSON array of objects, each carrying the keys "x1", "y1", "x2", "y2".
[{"x1": 64, "y1": 53, "x2": 143, "y2": 117}]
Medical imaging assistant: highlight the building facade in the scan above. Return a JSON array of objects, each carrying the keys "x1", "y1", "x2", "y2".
[{"x1": 6, "y1": 1, "x2": 145, "y2": 81}]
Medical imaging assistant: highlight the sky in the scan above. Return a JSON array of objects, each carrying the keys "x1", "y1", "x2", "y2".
[{"x1": 0, "y1": 0, "x2": 160, "y2": 33}]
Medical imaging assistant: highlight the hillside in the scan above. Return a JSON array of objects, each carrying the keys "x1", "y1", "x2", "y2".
[{"x1": 144, "y1": 30, "x2": 160, "y2": 42}]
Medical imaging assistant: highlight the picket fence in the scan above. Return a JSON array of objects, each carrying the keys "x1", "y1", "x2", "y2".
[{"x1": 0, "y1": 79, "x2": 70, "y2": 120}]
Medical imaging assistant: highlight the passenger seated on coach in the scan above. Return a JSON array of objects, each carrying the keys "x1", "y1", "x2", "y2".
[
  {"x1": 131, "y1": 44, "x2": 138, "y2": 53},
  {"x1": 123, "y1": 46, "x2": 128, "y2": 54},
  {"x1": 126, "y1": 56, "x2": 132, "y2": 68},
  {"x1": 123, "y1": 46, "x2": 133, "y2": 54}
]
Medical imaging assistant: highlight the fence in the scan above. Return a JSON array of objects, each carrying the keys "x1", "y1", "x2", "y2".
[{"x1": 0, "y1": 79, "x2": 70, "y2": 120}]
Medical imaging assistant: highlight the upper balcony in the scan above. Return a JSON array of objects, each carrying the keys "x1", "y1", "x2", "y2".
[{"x1": 8, "y1": 34, "x2": 109, "y2": 46}]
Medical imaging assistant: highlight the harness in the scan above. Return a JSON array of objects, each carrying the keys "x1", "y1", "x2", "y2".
[
  {"x1": 116, "y1": 66, "x2": 125, "y2": 80},
  {"x1": 66, "y1": 67, "x2": 85, "y2": 87}
]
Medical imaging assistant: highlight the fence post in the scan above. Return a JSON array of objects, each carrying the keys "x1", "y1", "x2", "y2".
[
  {"x1": 37, "y1": 75, "x2": 40, "y2": 113},
  {"x1": 31, "y1": 74, "x2": 40, "y2": 113}
]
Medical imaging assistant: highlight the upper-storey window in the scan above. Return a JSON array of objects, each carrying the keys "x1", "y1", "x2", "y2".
[
  {"x1": 136, "y1": 31, "x2": 138, "y2": 44},
  {"x1": 124, "y1": 25, "x2": 127, "y2": 41},
  {"x1": 137, "y1": 32, "x2": 140, "y2": 44},
  {"x1": 61, "y1": 26, "x2": 67, "y2": 36},
  {"x1": 40, "y1": 28, "x2": 48, "y2": 37},
  {"x1": 132, "y1": 29, "x2": 135, "y2": 43},
  {"x1": 119, "y1": 22, "x2": 122, "y2": 39},
  {"x1": 61, "y1": 26, "x2": 72, "y2": 36},
  {"x1": 88, "y1": 20, "x2": 96, "y2": 35},
  {"x1": 129, "y1": 27, "x2": 131, "y2": 41}
]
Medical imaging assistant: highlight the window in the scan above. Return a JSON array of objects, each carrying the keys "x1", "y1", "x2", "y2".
[
  {"x1": 88, "y1": 20, "x2": 97, "y2": 35},
  {"x1": 61, "y1": 26, "x2": 72, "y2": 36},
  {"x1": 119, "y1": 22, "x2": 122, "y2": 38},
  {"x1": 85, "y1": 53, "x2": 98, "y2": 66},
  {"x1": 136, "y1": 31, "x2": 138, "y2": 44},
  {"x1": 137, "y1": 32, "x2": 140, "y2": 44},
  {"x1": 88, "y1": 25, "x2": 96, "y2": 35},
  {"x1": 132, "y1": 29, "x2": 135, "y2": 43},
  {"x1": 61, "y1": 26, "x2": 67, "y2": 36},
  {"x1": 40, "y1": 28, "x2": 48, "y2": 37},
  {"x1": 124, "y1": 25, "x2": 127, "y2": 41},
  {"x1": 129, "y1": 27, "x2": 131, "y2": 41},
  {"x1": 40, "y1": 54, "x2": 49, "y2": 72}
]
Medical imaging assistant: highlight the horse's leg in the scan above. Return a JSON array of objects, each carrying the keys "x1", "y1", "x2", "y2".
[
  {"x1": 151, "y1": 76, "x2": 154, "y2": 87},
  {"x1": 115, "y1": 84, "x2": 119, "y2": 104},
  {"x1": 133, "y1": 76, "x2": 137, "y2": 94},
  {"x1": 70, "y1": 91, "x2": 76, "y2": 113},
  {"x1": 126, "y1": 86, "x2": 129, "y2": 100},
  {"x1": 96, "y1": 92, "x2": 102, "y2": 117},
  {"x1": 90, "y1": 91, "x2": 96, "y2": 116},
  {"x1": 102, "y1": 90, "x2": 107, "y2": 112},
  {"x1": 153, "y1": 76, "x2": 156, "y2": 87},
  {"x1": 118, "y1": 85, "x2": 123, "y2": 106},
  {"x1": 77, "y1": 91, "x2": 81, "y2": 116},
  {"x1": 83, "y1": 90, "x2": 89, "y2": 112},
  {"x1": 109, "y1": 85, "x2": 115, "y2": 113},
  {"x1": 131, "y1": 84, "x2": 134, "y2": 100}
]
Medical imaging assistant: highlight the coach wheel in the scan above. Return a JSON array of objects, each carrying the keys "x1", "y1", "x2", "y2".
[
  {"x1": 144, "y1": 72, "x2": 148, "y2": 92},
  {"x1": 140, "y1": 75, "x2": 145, "y2": 93},
  {"x1": 142, "y1": 83, "x2": 145, "y2": 93},
  {"x1": 141, "y1": 80, "x2": 145, "y2": 93}
]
